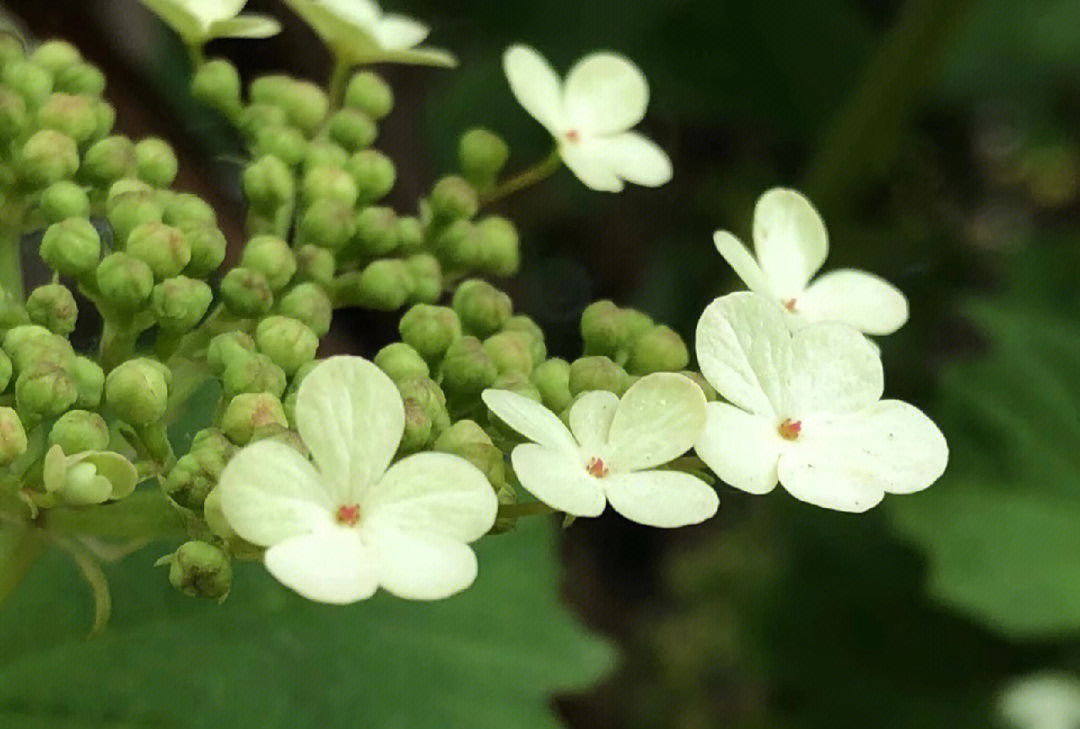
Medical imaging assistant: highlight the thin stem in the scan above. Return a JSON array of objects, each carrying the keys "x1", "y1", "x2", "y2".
[
  {"x1": 327, "y1": 55, "x2": 353, "y2": 111},
  {"x1": 480, "y1": 148, "x2": 562, "y2": 206},
  {"x1": 497, "y1": 501, "x2": 556, "y2": 519}
]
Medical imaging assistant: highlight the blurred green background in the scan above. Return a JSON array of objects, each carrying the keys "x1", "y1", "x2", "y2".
[{"x1": 6, "y1": 0, "x2": 1080, "y2": 727}]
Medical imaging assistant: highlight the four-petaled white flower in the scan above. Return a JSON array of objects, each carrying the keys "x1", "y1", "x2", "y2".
[
  {"x1": 999, "y1": 673, "x2": 1080, "y2": 729},
  {"x1": 482, "y1": 373, "x2": 717, "y2": 527},
  {"x1": 693, "y1": 292, "x2": 947, "y2": 512},
  {"x1": 218, "y1": 356, "x2": 497, "y2": 604},
  {"x1": 139, "y1": 0, "x2": 281, "y2": 46},
  {"x1": 503, "y1": 44, "x2": 673, "y2": 193},
  {"x1": 715, "y1": 188, "x2": 909, "y2": 335},
  {"x1": 284, "y1": 0, "x2": 456, "y2": 67}
]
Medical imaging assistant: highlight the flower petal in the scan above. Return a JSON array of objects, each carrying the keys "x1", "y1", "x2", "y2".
[
  {"x1": 206, "y1": 15, "x2": 283, "y2": 40},
  {"x1": 564, "y1": 52, "x2": 648, "y2": 136},
  {"x1": 373, "y1": 14, "x2": 429, "y2": 50},
  {"x1": 714, "y1": 231, "x2": 769, "y2": 294},
  {"x1": 503, "y1": 44, "x2": 565, "y2": 136},
  {"x1": 510, "y1": 444, "x2": 605, "y2": 517},
  {"x1": 695, "y1": 291, "x2": 791, "y2": 417},
  {"x1": 218, "y1": 440, "x2": 333, "y2": 547},
  {"x1": 370, "y1": 527, "x2": 479, "y2": 600},
  {"x1": 140, "y1": 0, "x2": 203, "y2": 42},
  {"x1": 694, "y1": 401, "x2": 780, "y2": 495},
  {"x1": 569, "y1": 390, "x2": 619, "y2": 454},
  {"x1": 482, "y1": 388, "x2": 577, "y2": 451},
  {"x1": 796, "y1": 268, "x2": 909, "y2": 335},
  {"x1": 603, "y1": 470, "x2": 718, "y2": 527},
  {"x1": 753, "y1": 188, "x2": 828, "y2": 300},
  {"x1": 265, "y1": 529, "x2": 378, "y2": 604},
  {"x1": 559, "y1": 140, "x2": 624, "y2": 192},
  {"x1": 296, "y1": 356, "x2": 404, "y2": 504},
  {"x1": 606, "y1": 373, "x2": 706, "y2": 472},
  {"x1": 318, "y1": 0, "x2": 380, "y2": 27},
  {"x1": 777, "y1": 400, "x2": 948, "y2": 512},
  {"x1": 364, "y1": 452, "x2": 497, "y2": 543},
  {"x1": 788, "y1": 323, "x2": 883, "y2": 416},
  {"x1": 588, "y1": 132, "x2": 672, "y2": 188}
]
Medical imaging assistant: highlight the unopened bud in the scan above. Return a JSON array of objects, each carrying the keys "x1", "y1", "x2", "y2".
[
  {"x1": 96, "y1": 252, "x2": 153, "y2": 311},
  {"x1": 54, "y1": 61, "x2": 105, "y2": 96},
  {"x1": 134, "y1": 137, "x2": 179, "y2": 187},
  {"x1": 167, "y1": 541, "x2": 232, "y2": 600},
  {"x1": 295, "y1": 245, "x2": 336, "y2": 287},
  {"x1": 0, "y1": 408, "x2": 28, "y2": 466},
  {"x1": 163, "y1": 192, "x2": 217, "y2": 227},
  {"x1": 580, "y1": 300, "x2": 621, "y2": 357},
  {"x1": 243, "y1": 155, "x2": 294, "y2": 215},
  {"x1": 3, "y1": 59, "x2": 53, "y2": 108},
  {"x1": 105, "y1": 358, "x2": 168, "y2": 426},
  {"x1": 531, "y1": 357, "x2": 573, "y2": 413},
  {"x1": 433, "y1": 420, "x2": 505, "y2": 489},
  {"x1": 398, "y1": 399, "x2": 433, "y2": 455},
  {"x1": 3, "y1": 324, "x2": 73, "y2": 371},
  {"x1": 627, "y1": 325, "x2": 689, "y2": 374},
  {"x1": 222, "y1": 352, "x2": 287, "y2": 398},
  {"x1": 17, "y1": 361, "x2": 78, "y2": 420},
  {"x1": 345, "y1": 150, "x2": 395, "y2": 204},
  {"x1": 0, "y1": 289, "x2": 28, "y2": 330},
  {"x1": 459, "y1": 128, "x2": 509, "y2": 190},
  {"x1": 49, "y1": 409, "x2": 109, "y2": 453},
  {"x1": 483, "y1": 331, "x2": 534, "y2": 375},
  {"x1": 177, "y1": 221, "x2": 227, "y2": 277},
  {"x1": 38, "y1": 181, "x2": 89, "y2": 223},
  {"x1": 191, "y1": 58, "x2": 242, "y2": 116},
  {"x1": 43, "y1": 446, "x2": 137, "y2": 506},
  {"x1": 72, "y1": 355, "x2": 104, "y2": 408},
  {"x1": 36, "y1": 92, "x2": 96, "y2": 143},
  {"x1": 203, "y1": 487, "x2": 235, "y2": 540},
  {"x1": 20, "y1": 129, "x2": 78, "y2": 187},
  {"x1": 220, "y1": 267, "x2": 274, "y2": 318},
  {"x1": 301, "y1": 165, "x2": 358, "y2": 207},
  {"x1": 430, "y1": 176, "x2": 478, "y2": 222},
  {"x1": 151, "y1": 276, "x2": 212, "y2": 333},
  {"x1": 0, "y1": 350, "x2": 10, "y2": 393},
  {"x1": 26, "y1": 283, "x2": 77, "y2": 335},
  {"x1": 405, "y1": 254, "x2": 442, "y2": 304},
  {"x1": 374, "y1": 343, "x2": 429, "y2": 384},
  {"x1": 334, "y1": 259, "x2": 413, "y2": 311},
  {"x1": 397, "y1": 376, "x2": 450, "y2": 435},
  {"x1": 344, "y1": 71, "x2": 393, "y2": 120},
  {"x1": 352, "y1": 205, "x2": 398, "y2": 257},
  {"x1": 304, "y1": 139, "x2": 349, "y2": 172},
  {"x1": 328, "y1": 108, "x2": 377, "y2": 151},
  {"x1": 255, "y1": 316, "x2": 318, "y2": 375},
  {"x1": 434, "y1": 219, "x2": 482, "y2": 270},
  {"x1": 569, "y1": 355, "x2": 628, "y2": 396},
  {"x1": 80, "y1": 135, "x2": 136, "y2": 186},
  {"x1": 277, "y1": 282, "x2": 332, "y2": 337},
  {"x1": 396, "y1": 216, "x2": 425, "y2": 253},
  {"x1": 439, "y1": 335, "x2": 497, "y2": 399},
  {"x1": 250, "y1": 75, "x2": 328, "y2": 135},
  {"x1": 0, "y1": 87, "x2": 27, "y2": 139},
  {"x1": 39, "y1": 218, "x2": 100, "y2": 277},
  {"x1": 221, "y1": 392, "x2": 288, "y2": 445},
  {"x1": 31, "y1": 40, "x2": 80, "y2": 74},
  {"x1": 504, "y1": 315, "x2": 547, "y2": 364},
  {"x1": 476, "y1": 216, "x2": 520, "y2": 277},
  {"x1": 126, "y1": 221, "x2": 190, "y2": 279},
  {"x1": 241, "y1": 235, "x2": 296, "y2": 291},
  {"x1": 297, "y1": 198, "x2": 355, "y2": 251},
  {"x1": 207, "y1": 331, "x2": 256, "y2": 376},
  {"x1": 107, "y1": 189, "x2": 164, "y2": 245},
  {"x1": 452, "y1": 279, "x2": 512, "y2": 338},
  {"x1": 399, "y1": 304, "x2": 461, "y2": 363}
]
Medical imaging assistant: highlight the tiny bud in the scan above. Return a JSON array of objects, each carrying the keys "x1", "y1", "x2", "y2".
[
  {"x1": 345, "y1": 150, "x2": 395, "y2": 204},
  {"x1": 399, "y1": 304, "x2": 461, "y2": 364},
  {"x1": 96, "y1": 252, "x2": 154, "y2": 310},
  {"x1": 483, "y1": 331, "x2": 534, "y2": 375},
  {"x1": 531, "y1": 357, "x2": 573, "y2": 413},
  {"x1": 250, "y1": 75, "x2": 328, "y2": 135},
  {"x1": 294, "y1": 244, "x2": 336, "y2": 287},
  {"x1": 459, "y1": 128, "x2": 509, "y2": 189},
  {"x1": 220, "y1": 267, "x2": 274, "y2": 318},
  {"x1": 71, "y1": 355, "x2": 104, "y2": 408},
  {"x1": 433, "y1": 420, "x2": 505, "y2": 489},
  {"x1": 504, "y1": 314, "x2": 547, "y2": 364},
  {"x1": 255, "y1": 316, "x2": 318, "y2": 375},
  {"x1": 151, "y1": 276, "x2": 213, "y2": 333},
  {"x1": 430, "y1": 176, "x2": 479, "y2": 221},
  {"x1": 105, "y1": 358, "x2": 169, "y2": 426},
  {"x1": 207, "y1": 331, "x2": 256, "y2": 377},
  {"x1": 177, "y1": 220, "x2": 227, "y2": 277},
  {"x1": 19, "y1": 129, "x2": 78, "y2": 187},
  {"x1": 476, "y1": 216, "x2": 520, "y2": 277},
  {"x1": 3, "y1": 59, "x2": 53, "y2": 107},
  {"x1": 222, "y1": 352, "x2": 287, "y2": 398},
  {"x1": 162, "y1": 192, "x2": 217, "y2": 227},
  {"x1": 396, "y1": 216, "x2": 425, "y2": 253},
  {"x1": 80, "y1": 135, "x2": 136, "y2": 187},
  {"x1": 580, "y1": 300, "x2": 621, "y2": 357},
  {"x1": 165, "y1": 454, "x2": 214, "y2": 511},
  {"x1": 243, "y1": 155, "x2": 295, "y2": 215},
  {"x1": 304, "y1": 139, "x2": 349, "y2": 172},
  {"x1": 398, "y1": 399, "x2": 433, "y2": 455},
  {"x1": 569, "y1": 356, "x2": 629, "y2": 396},
  {"x1": 30, "y1": 40, "x2": 81, "y2": 74},
  {"x1": 49, "y1": 409, "x2": 109, "y2": 453},
  {"x1": 26, "y1": 283, "x2": 77, "y2": 335},
  {"x1": 255, "y1": 123, "x2": 307, "y2": 167},
  {"x1": 3, "y1": 324, "x2": 71, "y2": 371},
  {"x1": 17, "y1": 361, "x2": 78, "y2": 420},
  {"x1": 241, "y1": 235, "x2": 296, "y2": 291},
  {"x1": 627, "y1": 325, "x2": 690, "y2": 374},
  {"x1": 620, "y1": 308, "x2": 655, "y2": 350},
  {"x1": 352, "y1": 206, "x2": 399, "y2": 257},
  {"x1": 239, "y1": 103, "x2": 288, "y2": 140},
  {"x1": 36, "y1": 92, "x2": 96, "y2": 143},
  {"x1": 328, "y1": 108, "x2": 377, "y2": 151},
  {"x1": 405, "y1": 254, "x2": 443, "y2": 304},
  {"x1": 221, "y1": 392, "x2": 288, "y2": 445},
  {"x1": 168, "y1": 541, "x2": 232, "y2": 600},
  {"x1": 439, "y1": 335, "x2": 498, "y2": 399},
  {"x1": 334, "y1": 259, "x2": 413, "y2": 311},
  {"x1": 38, "y1": 180, "x2": 89, "y2": 223},
  {"x1": 0, "y1": 407, "x2": 28, "y2": 466},
  {"x1": 344, "y1": 71, "x2": 394, "y2": 119},
  {"x1": 91, "y1": 99, "x2": 116, "y2": 139},
  {"x1": 126, "y1": 221, "x2": 191, "y2": 279},
  {"x1": 491, "y1": 372, "x2": 541, "y2": 403},
  {"x1": 203, "y1": 488, "x2": 235, "y2": 540},
  {"x1": 0, "y1": 35, "x2": 24, "y2": 66},
  {"x1": 277, "y1": 282, "x2": 332, "y2": 337},
  {"x1": 106, "y1": 189, "x2": 165, "y2": 245},
  {"x1": 191, "y1": 58, "x2": 242, "y2": 116},
  {"x1": 452, "y1": 279, "x2": 512, "y2": 338},
  {"x1": 374, "y1": 342, "x2": 429, "y2": 384},
  {"x1": 397, "y1": 376, "x2": 450, "y2": 435},
  {"x1": 135, "y1": 137, "x2": 179, "y2": 187},
  {"x1": 434, "y1": 219, "x2": 482, "y2": 270},
  {"x1": 0, "y1": 87, "x2": 27, "y2": 139},
  {"x1": 301, "y1": 165, "x2": 359, "y2": 207},
  {"x1": 53, "y1": 61, "x2": 105, "y2": 96},
  {"x1": 297, "y1": 198, "x2": 355, "y2": 251},
  {"x1": 40, "y1": 217, "x2": 100, "y2": 276}
]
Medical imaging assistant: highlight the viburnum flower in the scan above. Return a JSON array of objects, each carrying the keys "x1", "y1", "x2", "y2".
[
  {"x1": 482, "y1": 373, "x2": 717, "y2": 527},
  {"x1": 218, "y1": 356, "x2": 498, "y2": 604},
  {"x1": 284, "y1": 0, "x2": 456, "y2": 67},
  {"x1": 714, "y1": 188, "x2": 909, "y2": 335},
  {"x1": 503, "y1": 44, "x2": 673, "y2": 193},
  {"x1": 999, "y1": 673, "x2": 1080, "y2": 729},
  {"x1": 139, "y1": 0, "x2": 281, "y2": 46},
  {"x1": 693, "y1": 292, "x2": 947, "y2": 512}
]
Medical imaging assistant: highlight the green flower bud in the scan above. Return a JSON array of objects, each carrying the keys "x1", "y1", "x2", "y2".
[
  {"x1": 163, "y1": 192, "x2": 217, "y2": 227},
  {"x1": 580, "y1": 300, "x2": 621, "y2": 357},
  {"x1": 43, "y1": 446, "x2": 136, "y2": 505},
  {"x1": 476, "y1": 216, "x2": 520, "y2": 277},
  {"x1": 0, "y1": 87, "x2": 27, "y2": 139},
  {"x1": 0, "y1": 349, "x2": 10, "y2": 393},
  {"x1": 3, "y1": 324, "x2": 67, "y2": 370},
  {"x1": 126, "y1": 221, "x2": 191, "y2": 279},
  {"x1": 71, "y1": 355, "x2": 104, "y2": 408},
  {"x1": 0, "y1": 35, "x2": 24, "y2": 66},
  {"x1": 134, "y1": 137, "x2": 179, "y2": 187},
  {"x1": 374, "y1": 342, "x2": 429, "y2": 384},
  {"x1": 40, "y1": 217, "x2": 100, "y2": 276},
  {"x1": 222, "y1": 352, "x2": 287, "y2": 398},
  {"x1": 91, "y1": 99, "x2": 116, "y2": 139},
  {"x1": 304, "y1": 139, "x2": 349, "y2": 172},
  {"x1": 255, "y1": 316, "x2": 318, "y2": 375},
  {"x1": 620, "y1": 308, "x2": 654, "y2": 349},
  {"x1": 203, "y1": 487, "x2": 235, "y2": 540},
  {"x1": 399, "y1": 304, "x2": 461, "y2": 363},
  {"x1": 483, "y1": 331, "x2": 534, "y2": 375},
  {"x1": 397, "y1": 376, "x2": 450, "y2": 435},
  {"x1": 255, "y1": 123, "x2": 307, "y2": 167},
  {"x1": 333, "y1": 259, "x2": 413, "y2": 311},
  {"x1": 405, "y1": 254, "x2": 442, "y2": 305},
  {"x1": 491, "y1": 371, "x2": 541, "y2": 401},
  {"x1": 250, "y1": 75, "x2": 328, "y2": 135},
  {"x1": 503, "y1": 314, "x2": 547, "y2": 364},
  {"x1": 0, "y1": 407, "x2": 27, "y2": 466},
  {"x1": 30, "y1": 40, "x2": 80, "y2": 74},
  {"x1": 352, "y1": 206, "x2": 398, "y2": 257},
  {"x1": 328, "y1": 108, "x2": 377, "y2": 151},
  {"x1": 452, "y1": 279, "x2": 512, "y2": 338},
  {"x1": 220, "y1": 267, "x2": 273, "y2": 318},
  {"x1": 433, "y1": 419, "x2": 505, "y2": 489},
  {"x1": 0, "y1": 289, "x2": 28, "y2": 331},
  {"x1": 627, "y1": 325, "x2": 690, "y2": 374},
  {"x1": 80, "y1": 135, "x2": 136, "y2": 186},
  {"x1": 177, "y1": 220, "x2": 227, "y2": 277},
  {"x1": 430, "y1": 176, "x2": 478, "y2": 221},
  {"x1": 221, "y1": 392, "x2": 288, "y2": 445},
  {"x1": 569, "y1": 355, "x2": 628, "y2": 396},
  {"x1": 20, "y1": 129, "x2": 78, "y2": 187},
  {"x1": 36, "y1": 92, "x2": 95, "y2": 143},
  {"x1": 297, "y1": 198, "x2": 355, "y2": 251},
  {"x1": 396, "y1": 216, "x2": 425, "y2": 254},
  {"x1": 434, "y1": 219, "x2": 482, "y2": 270},
  {"x1": 398, "y1": 399, "x2": 433, "y2": 455},
  {"x1": 531, "y1": 357, "x2": 572, "y2": 413},
  {"x1": 277, "y1": 282, "x2": 332, "y2": 337},
  {"x1": 459, "y1": 128, "x2": 509, "y2": 189},
  {"x1": 96, "y1": 252, "x2": 154, "y2": 311},
  {"x1": 239, "y1": 103, "x2": 288, "y2": 139},
  {"x1": 26, "y1": 283, "x2": 77, "y2": 335},
  {"x1": 191, "y1": 427, "x2": 236, "y2": 469},
  {"x1": 439, "y1": 335, "x2": 497, "y2": 399},
  {"x1": 38, "y1": 180, "x2": 89, "y2": 223},
  {"x1": 53, "y1": 61, "x2": 105, "y2": 96},
  {"x1": 344, "y1": 71, "x2": 393, "y2": 120},
  {"x1": 191, "y1": 58, "x2": 241, "y2": 116},
  {"x1": 301, "y1": 165, "x2": 358, "y2": 207},
  {"x1": 49, "y1": 409, "x2": 109, "y2": 453},
  {"x1": 106, "y1": 190, "x2": 164, "y2": 245},
  {"x1": 207, "y1": 331, "x2": 256, "y2": 376},
  {"x1": 168, "y1": 541, "x2": 232, "y2": 600},
  {"x1": 105, "y1": 358, "x2": 168, "y2": 426},
  {"x1": 165, "y1": 453, "x2": 214, "y2": 511},
  {"x1": 345, "y1": 150, "x2": 395, "y2": 204},
  {"x1": 3, "y1": 60, "x2": 53, "y2": 107},
  {"x1": 151, "y1": 276, "x2": 212, "y2": 333},
  {"x1": 17, "y1": 361, "x2": 78, "y2": 420},
  {"x1": 240, "y1": 235, "x2": 296, "y2": 291},
  {"x1": 243, "y1": 155, "x2": 294, "y2": 215},
  {"x1": 295, "y1": 244, "x2": 336, "y2": 287}
]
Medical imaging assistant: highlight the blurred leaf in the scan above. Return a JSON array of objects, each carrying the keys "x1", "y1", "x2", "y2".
[{"x1": 0, "y1": 519, "x2": 614, "y2": 728}]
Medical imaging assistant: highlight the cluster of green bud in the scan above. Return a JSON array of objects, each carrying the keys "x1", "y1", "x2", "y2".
[{"x1": 580, "y1": 300, "x2": 690, "y2": 374}]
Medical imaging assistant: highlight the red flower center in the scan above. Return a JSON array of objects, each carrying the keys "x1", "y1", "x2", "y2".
[
  {"x1": 586, "y1": 457, "x2": 609, "y2": 478},
  {"x1": 784, "y1": 298, "x2": 798, "y2": 312},
  {"x1": 778, "y1": 418, "x2": 802, "y2": 441},
  {"x1": 336, "y1": 504, "x2": 361, "y2": 526},
  {"x1": 564, "y1": 129, "x2": 581, "y2": 144}
]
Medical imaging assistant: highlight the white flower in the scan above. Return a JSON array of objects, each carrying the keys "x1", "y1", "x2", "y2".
[
  {"x1": 693, "y1": 292, "x2": 947, "y2": 512},
  {"x1": 715, "y1": 188, "x2": 909, "y2": 335},
  {"x1": 482, "y1": 373, "x2": 717, "y2": 527},
  {"x1": 284, "y1": 0, "x2": 456, "y2": 67},
  {"x1": 999, "y1": 673, "x2": 1080, "y2": 729},
  {"x1": 502, "y1": 44, "x2": 673, "y2": 193},
  {"x1": 218, "y1": 356, "x2": 497, "y2": 604},
  {"x1": 139, "y1": 0, "x2": 281, "y2": 46}
]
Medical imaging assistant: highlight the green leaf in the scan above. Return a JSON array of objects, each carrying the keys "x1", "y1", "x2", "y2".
[{"x1": 0, "y1": 520, "x2": 614, "y2": 728}]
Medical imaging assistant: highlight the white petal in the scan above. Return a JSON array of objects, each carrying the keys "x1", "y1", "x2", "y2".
[
  {"x1": 510, "y1": 444, "x2": 605, "y2": 517},
  {"x1": 482, "y1": 388, "x2": 577, "y2": 451},
  {"x1": 296, "y1": 356, "x2": 404, "y2": 504},
  {"x1": 206, "y1": 15, "x2": 282, "y2": 40},
  {"x1": 787, "y1": 323, "x2": 883, "y2": 416},
  {"x1": 753, "y1": 188, "x2": 828, "y2": 300},
  {"x1": 714, "y1": 231, "x2": 769, "y2": 293},
  {"x1": 606, "y1": 373, "x2": 706, "y2": 472},
  {"x1": 777, "y1": 400, "x2": 948, "y2": 512},
  {"x1": 364, "y1": 452, "x2": 497, "y2": 543},
  {"x1": 178, "y1": 0, "x2": 243, "y2": 27},
  {"x1": 373, "y1": 14, "x2": 429, "y2": 50},
  {"x1": 503, "y1": 45, "x2": 565, "y2": 136},
  {"x1": 218, "y1": 440, "x2": 332, "y2": 548},
  {"x1": 370, "y1": 526, "x2": 479, "y2": 600},
  {"x1": 694, "y1": 401, "x2": 780, "y2": 495},
  {"x1": 588, "y1": 132, "x2": 672, "y2": 187},
  {"x1": 569, "y1": 390, "x2": 619, "y2": 454},
  {"x1": 559, "y1": 140, "x2": 624, "y2": 192},
  {"x1": 796, "y1": 269, "x2": 909, "y2": 335},
  {"x1": 264, "y1": 529, "x2": 378, "y2": 604},
  {"x1": 695, "y1": 292, "x2": 791, "y2": 417},
  {"x1": 564, "y1": 52, "x2": 648, "y2": 136},
  {"x1": 603, "y1": 470, "x2": 718, "y2": 527},
  {"x1": 320, "y1": 0, "x2": 380, "y2": 27}
]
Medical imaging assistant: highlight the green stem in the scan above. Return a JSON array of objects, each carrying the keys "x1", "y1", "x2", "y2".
[
  {"x1": 480, "y1": 148, "x2": 562, "y2": 206},
  {"x1": 327, "y1": 56, "x2": 353, "y2": 111},
  {"x1": 0, "y1": 522, "x2": 47, "y2": 610},
  {"x1": 99, "y1": 316, "x2": 145, "y2": 372},
  {"x1": 135, "y1": 424, "x2": 176, "y2": 471},
  {"x1": 0, "y1": 207, "x2": 25, "y2": 300}
]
